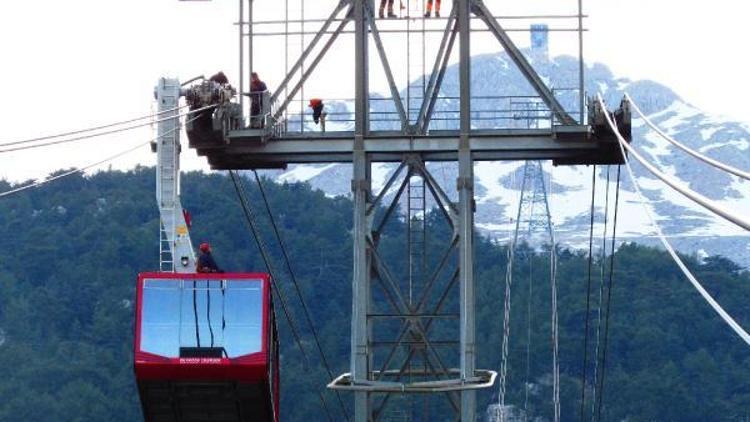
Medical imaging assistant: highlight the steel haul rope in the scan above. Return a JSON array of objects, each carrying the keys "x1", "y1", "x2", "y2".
[
  {"x1": 229, "y1": 170, "x2": 336, "y2": 422},
  {"x1": 579, "y1": 165, "x2": 597, "y2": 422},
  {"x1": 252, "y1": 170, "x2": 351, "y2": 422}
]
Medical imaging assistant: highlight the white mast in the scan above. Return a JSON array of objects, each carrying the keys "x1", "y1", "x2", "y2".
[{"x1": 155, "y1": 78, "x2": 195, "y2": 273}]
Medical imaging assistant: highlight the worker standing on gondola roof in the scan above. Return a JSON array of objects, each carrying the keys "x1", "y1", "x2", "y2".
[{"x1": 196, "y1": 242, "x2": 223, "y2": 273}]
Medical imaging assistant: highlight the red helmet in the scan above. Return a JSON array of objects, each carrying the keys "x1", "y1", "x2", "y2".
[{"x1": 199, "y1": 242, "x2": 211, "y2": 253}]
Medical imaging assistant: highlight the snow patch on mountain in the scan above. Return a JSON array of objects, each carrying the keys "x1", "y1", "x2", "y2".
[
  {"x1": 278, "y1": 164, "x2": 339, "y2": 183},
  {"x1": 700, "y1": 140, "x2": 750, "y2": 153}
]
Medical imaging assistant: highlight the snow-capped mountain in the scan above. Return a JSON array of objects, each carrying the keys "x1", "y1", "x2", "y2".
[{"x1": 263, "y1": 53, "x2": 750, "y2": 266}]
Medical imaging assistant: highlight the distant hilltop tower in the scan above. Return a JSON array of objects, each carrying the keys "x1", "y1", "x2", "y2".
[{"x1": 530, "y1": 24, "x2": 549, "y2": 62}]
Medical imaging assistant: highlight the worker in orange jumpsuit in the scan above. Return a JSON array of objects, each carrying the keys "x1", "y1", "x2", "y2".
[
  {"x1": 425, "y1": 0, "x2": 441, "y2": 18},
  {"x1": 308, "y1": 98, "x2": 327, "y2": 132}
]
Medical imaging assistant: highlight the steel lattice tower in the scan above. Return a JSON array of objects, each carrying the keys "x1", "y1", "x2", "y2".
[{"x1": 175, "y1": 0, "x2": 632, "y2": 420}]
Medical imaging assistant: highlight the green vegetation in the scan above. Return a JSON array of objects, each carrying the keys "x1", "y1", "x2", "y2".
[{"x1": 0, "y1": 167, "x2": 748, "y2": 421}]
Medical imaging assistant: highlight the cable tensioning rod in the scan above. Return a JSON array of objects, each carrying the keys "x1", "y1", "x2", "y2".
[
  {"x1": 598, "y1": 95, "x2": 750, "y2": 346},
  {"x1": 0, "y1": 104, "x2": 187, "y2": 148},
  {"x1": 596, "y1": 96, "x2": 750, "y2": 232},
  {"x1": 0, "y1": 104, "x2": 217, "y2": 154},
  {"x1": 595, "y1": 165, "x2": 620, "y2": 422},
  {"x1": 228, "y1": 171, "x2": 336, "y2": 422},
  {"x1": 626, "y1": 93, "x2": 750, "y2": 181},
  {"x1": 579, "y1": 164, "x2": 597, "y2": 422},
  {"x1": 252, "y1": 170, "x2": 351, "y2": 422},
  {"x1": 589, "y1": 166, "x2": 612, "y2": 422}
]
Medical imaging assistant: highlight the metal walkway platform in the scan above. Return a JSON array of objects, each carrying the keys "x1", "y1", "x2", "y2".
[{"x1": 192, "y1": 124, "x2": 626, "y2": 169}]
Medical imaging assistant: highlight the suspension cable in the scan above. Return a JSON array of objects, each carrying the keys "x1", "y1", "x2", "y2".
[
  {"x1": 0, "y1": 104, "x2": 216, "y2": 154},
  {"x1": 579, "y1": 165, "x2": 597, "y2": 422},
  {"x1": 228, "y1": 170, "x2": 336, "y2": 422},
  {"x1": 595, "y1": 165, "x2": 621, "y2": 422},
  {"x1": 549, "y1": 165, "x2": 561, "y2": 422},
  {"x1": 595, "y1": 96, "x2": 750, "y2": 232},
  {"x1": 499, "y1": 200, "x2": 517, "y2": 412},
  {"x1": 0, "y1": 115, "x2": 199, "y2": 198},
  {"x1": 589, "y1": 166, "x2": 612, "y2": 421},
  {"x1": 0, "y1": 104, "x2": 187, "y2": 148},
  {"x1": 599, "y1": 96, "x2": 750, "y2": 346},
  {"x1": 252, "y1": 170, "x2": 351, "y2": 422},
  {"x1": 523, "y1": 225, "x2": 533, "y2": 415},
  {"x1": 626, "y1": 93, "x2": 750, "y2": 181}
]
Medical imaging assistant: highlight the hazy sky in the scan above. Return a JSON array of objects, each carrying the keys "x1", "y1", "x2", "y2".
[{"x1": 0, "y1": 0, "x2": 747, "y2": 182}]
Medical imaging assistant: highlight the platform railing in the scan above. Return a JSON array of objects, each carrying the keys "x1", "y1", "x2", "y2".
[
  {"x1": 258, "y1": 89, "x2": 581, "y2": 137},
  {"x1": 244, "y1": 91, "x2": 287, "y2": 140}
]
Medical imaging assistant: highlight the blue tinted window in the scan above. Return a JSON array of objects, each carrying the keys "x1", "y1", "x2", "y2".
[
  {"x1": 180, "y1": 280, "x2": 226, "y2": 351},
  {"x1": 141, "y1": 280, "x2": 181, "y2": 357},
  {"x1": 140, "y1": 279, "x2": 264, "y2": 358},
  {"x1": 224, "y1": 283, "x2": 263, "y2": 357}
]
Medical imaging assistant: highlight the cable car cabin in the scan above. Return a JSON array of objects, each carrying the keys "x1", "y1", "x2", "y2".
[{"x1": 135, "y1": 272, "x2": 279, "y2": 422}]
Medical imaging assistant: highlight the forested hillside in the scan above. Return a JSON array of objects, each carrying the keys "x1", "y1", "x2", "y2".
[{"x1": 0, "y1": 168, "x2": 748, "y2": 421}]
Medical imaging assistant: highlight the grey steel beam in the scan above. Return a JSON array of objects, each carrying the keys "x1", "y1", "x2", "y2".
[
  {"x1": 471, "y1": 0, "x2": 577, "y2": 125},
  {"x1": 239, "y1": 0, "x2": 244, "y2": 111},
  {"x1": 367, "y1": 161, "x2": 407, "y2": 214},
  {"x1": 352, "y1": 1, "x2": 371, "y2": 420},
  {"x1": 578, "y1": 0, "x2": 585, "y2": 124},
  {"x1": 366, "y1": 11, "x2": 408, "y2": 131},
  {"x1": 274, "y1": 10, "x2": 352, "y2": 120},
  {"x1": 351, "y1": 146, "x2": 371, "y2": 422},
  {"x1": 458, "y1": 0, "x2": 476, "y2": 419},
  {"x1": 418, "y1": 5, "x2": 458, "y2": 133},
  {"x1": 422, "y1": 23, "x2": 458, "y2": 134},
  {"x1": 269, "y1": 0, "x2": 350, "y2": 105},
  {"x1": 373, "y1": 168, "x2": 412, "y2": 235},
  {"x1": 221, "y1": 130, "x2": 596, "y2": 154}
]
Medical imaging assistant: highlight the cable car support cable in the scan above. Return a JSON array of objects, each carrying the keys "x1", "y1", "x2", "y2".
[
  {"x1": 596, "y1": 96, "x2": 750, "y2": 232},
  {"x1": 579, "y1": 165, "x2": 597, "y2": 422},
  {"x1": 589, "y1": 166, "x2": 612, "y2": 421},
  {"x1": 228, "y1": 170, "x2": 337, "y2": 422},
  {"x1": 0, "y1": 115, "x2": 199, "y2": 199},
  {"x1": 252, "y1": 170, "x2": 351, "y2": 422},
  {"x1": 598, "y1": 95, "x2": 750, "y2": 346},
  {"x1": 595, "y1": 165, "x2": 621, "y2": 422},
  {"x1": 0, "y1": 104, "x2": 216, "y2": 154},
  {"x1": 0, "y1": 104, "x2": 188, "y2": 148},
  {"x1": 626, "y1": 93, "x2": 750, "y2": 181}
]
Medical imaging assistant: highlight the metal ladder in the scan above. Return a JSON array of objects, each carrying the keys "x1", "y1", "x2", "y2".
[
  {"x1": 407, "y1": 172, "x2": 426, "y2": 422},
  {"x1": 407, "y1": 174, "x2": 426, "y2": 303}
]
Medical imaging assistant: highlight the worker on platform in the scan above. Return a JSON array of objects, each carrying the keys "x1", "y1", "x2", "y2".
[
  {"x1": 308, "y1": 98, "x2": 327, "y2": 132},
  {"x1": 250, "y1": 72, "x2": 268, "y2": 128},
  {"x1": 209, "y1": 71, "x2": 229, "y2": 85},
  {"x1": 425, "y1": 0, "x2": 441, "y2": 18},
  {"x1": 196, "y1": 242, "x2": 223, "y2": 273},
  {"x1": 378, "y1": 0, "x2": 398, "y2": 18}
]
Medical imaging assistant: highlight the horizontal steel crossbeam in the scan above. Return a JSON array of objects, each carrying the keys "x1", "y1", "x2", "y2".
[{"x1": 194, "y1": 126, "x2": 627, "y2": 168}]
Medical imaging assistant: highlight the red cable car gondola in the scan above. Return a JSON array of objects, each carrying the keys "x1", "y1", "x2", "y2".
[{"x1": 134, "y1": 272, "x2": 279, "y2": 422}]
